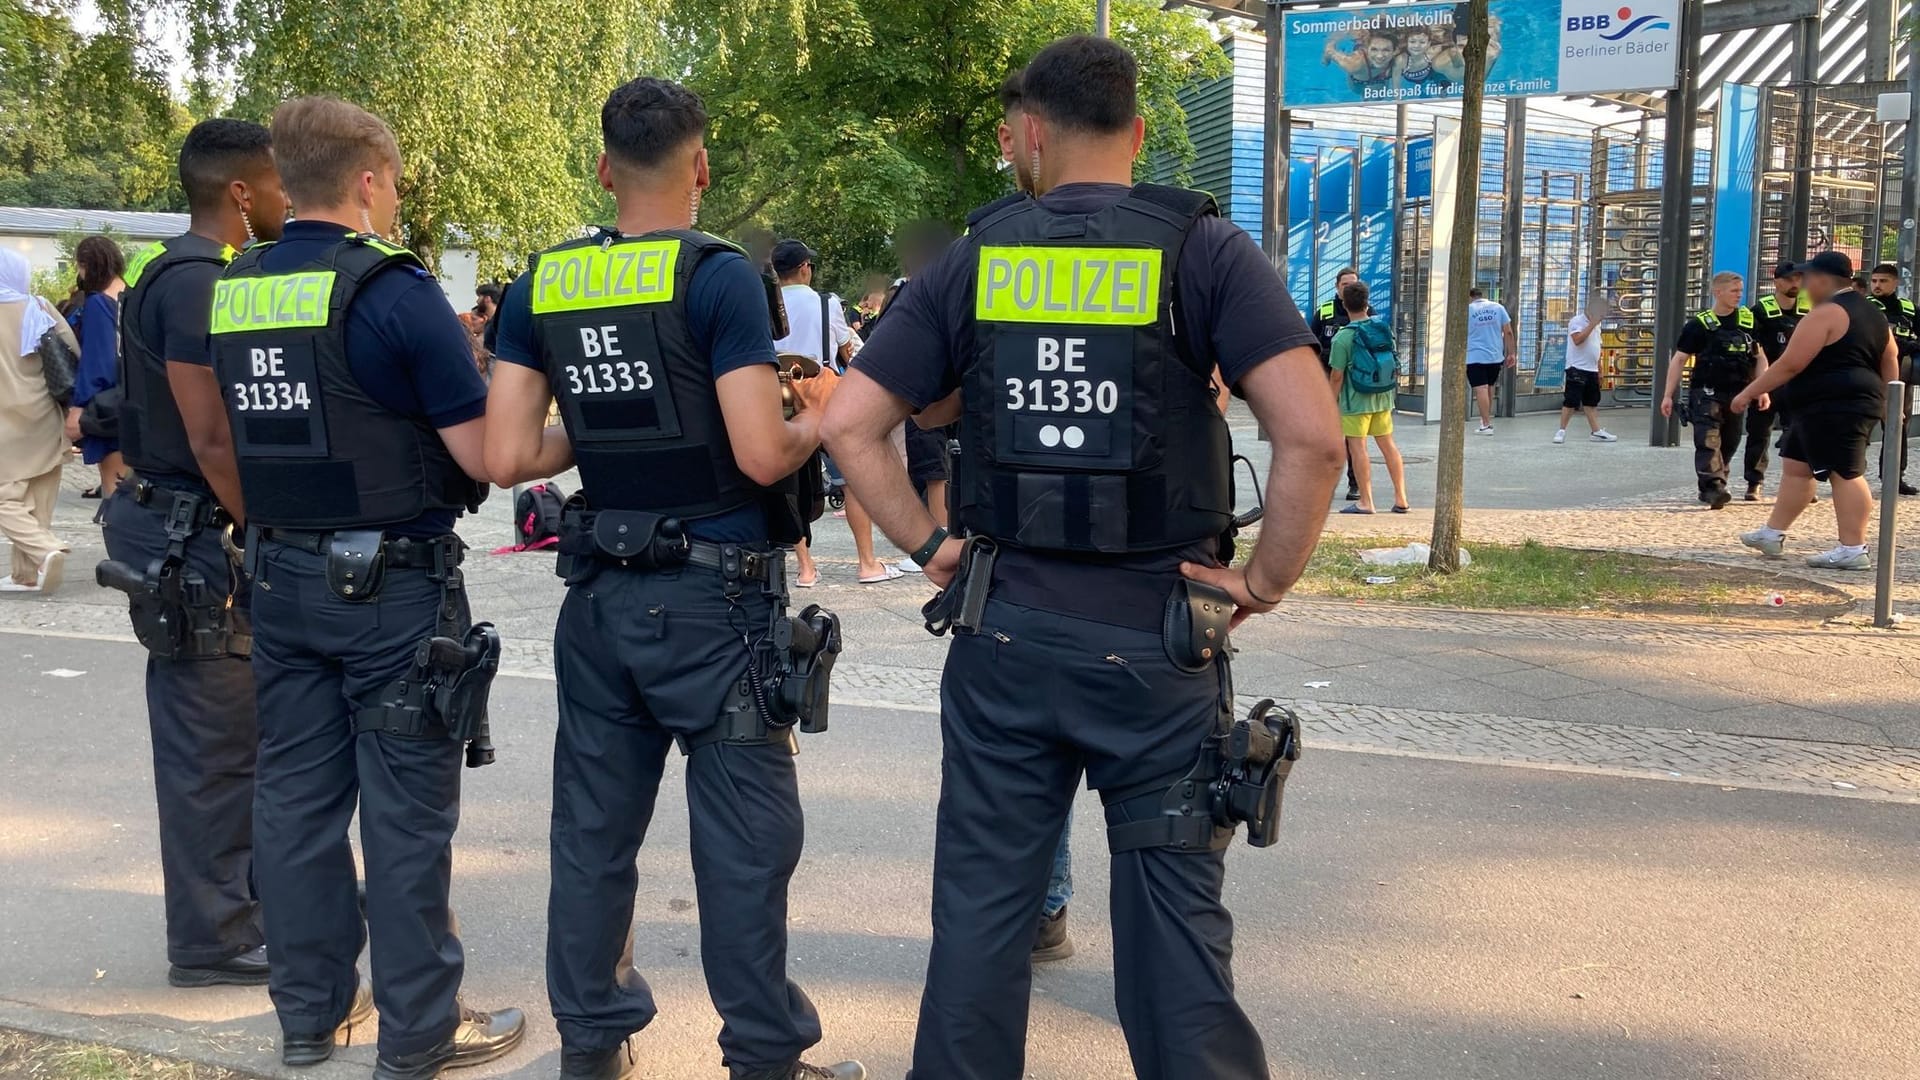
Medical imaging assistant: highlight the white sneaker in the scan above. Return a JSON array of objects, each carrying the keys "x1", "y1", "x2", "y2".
[
  {"x1": 1477, "y1": 425, "x2": 1495, "y2": 436},
  {"x1": 0, "y1": 575, "x2": 37, "y2": 592},
  {"x1": 1739, "y1": 528, "x2": 1785, "y2": 558},
  {"x1": 1552, "y1": 430, "x2": 1566, "y2": 444},
  {"x1": 1806, "y1": 546, "x2": 1870, "y2": 571},
  {"x1": 36, "y1": 550, "x2": 65, "y2": 595},
  {"x1": 895, "y1": 556, "x2": 923, "y2": 575},
  {"x1": 1590, "y1": 429, "x2": 1618, "y2": 442}
]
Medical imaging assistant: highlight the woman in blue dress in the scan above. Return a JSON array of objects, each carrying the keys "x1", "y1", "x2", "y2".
[{"x1": 64, "y1": 235, "x2": 126, "y2": 497}]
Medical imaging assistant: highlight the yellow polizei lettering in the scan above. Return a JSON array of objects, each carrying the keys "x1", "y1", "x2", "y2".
[
  {"x1": 209, "y1": 271, "x2": 337, "y2": 333},
  {"x1": 532, "y1": 240, "x2": 681, "y2": 313},
  {"x1": 975, "y1": 246, "x2": 1161, "y2": 325}
]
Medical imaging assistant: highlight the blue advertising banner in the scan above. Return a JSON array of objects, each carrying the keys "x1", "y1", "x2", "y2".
[
  {"x1": 1357, "y1": 136, "x2": 1395, "y2": 322},
  {"x1": 1406, "y1": 135, "x2": 1433, "y2": 200},
  {"x1": 1282, "y1": 0, "x2": 1679, "y2": 108},
  {"x1": 1314, "y1": 147, "x2": 1357, "y2": 309},
  {"x1": 1533, "y1": 338, "x2": 1568, "y2": 390},
  {"x1": 1712, "y1": 83, "x2": 1762, "y2": 286},
  {"x1": 1287, "y1": 155, "x2": 1316, "y2": 307}
]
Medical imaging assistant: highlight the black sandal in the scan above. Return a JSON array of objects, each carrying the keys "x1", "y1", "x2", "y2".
[{"x1": 81, "y1": 485, "x2": 102, "y2": 499}]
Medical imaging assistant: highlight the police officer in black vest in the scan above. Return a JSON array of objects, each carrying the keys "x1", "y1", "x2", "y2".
[
  {"x1": 98, "y1": 118, "x2": 285, "y2": 989},
  {"x1": 824, "y1": 37, "x2": 1343, "y2": 1080},
  {"x1": 485, "y1": 78, "x2": 861, "y2": 1080},
  {"x1": 1745, "y1": 261, "x2": 1812, "y2": 500},
  {"x1": 1309, "y1": 266, "x2": 1364, "y2": 500},
  {"x1": 208, "y1": 97, "x2": 523, "y2": 1077},
  {"x1": 1868, "y1": 262, "x2": 1918, "y2": 494},
  {"x1": 1660, "y1": 272, "x2": 1766, "y2": 509}
]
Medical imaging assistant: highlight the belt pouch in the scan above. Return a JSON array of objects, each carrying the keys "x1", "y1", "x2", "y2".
[
  {"x1": 1164, "y1": 578, "x2": 1232, "y2": 672},
  {"x1": 592, "y1": 510, "x2": 687, "y2": 569},
  {"x1": 327, "y1": 529, "x2": 387, "y2": 602}
]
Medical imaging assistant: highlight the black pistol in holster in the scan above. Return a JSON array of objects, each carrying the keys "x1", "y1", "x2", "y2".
[
  {"x1": 768, "y1": 603, "x2": 841, "y2": 733},
  {"x1": 358, "y1": 620, "x2": 502, "y2": 769},
  {"x1": 1105, "y1": 698, "x2": 1303, "y2": 854},
  {"x1": 95, "y1": 489, "x2": 248, "y2": 660},
  {"x1": 921, "y1": 536, "x2": 998, "y2": 637}
]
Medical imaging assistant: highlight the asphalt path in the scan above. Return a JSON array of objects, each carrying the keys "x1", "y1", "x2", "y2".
[{"x1": 1, "y1": 635, "x2": 1916, "y2": 1079}]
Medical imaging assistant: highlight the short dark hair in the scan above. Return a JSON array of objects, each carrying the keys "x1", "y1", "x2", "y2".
[
  {"x1": 1020, "y1": 35, "x2": 1137, "y2": 136},
  {"x1": 998, "y1": 71, "x2": 1024, "y2": 116},
  {"x1": 1469, "y1": 286, "x2": 1484, "y2": 299},
  {"x1": 602, "y1": 77, "x2": 707, "y2": 170},
  {"x1": 73, "y1": 235, "x2": 125, "y2": 293},
  {"x1": 1873, "y1": 263, "x2": 1900, "y2": 277},
  {"x1": 1341, "y1": 280, "x2": 1370, "y2": 314},
  {"x1": 179, "y1": 118, "x2": 274, "y2": 213},
  {"x1": 1336, "y1": 266, "x2": 1360, "y2": 282},
  {"x1": 475, "y1": 283, "x2": 503, "y2": 302}
]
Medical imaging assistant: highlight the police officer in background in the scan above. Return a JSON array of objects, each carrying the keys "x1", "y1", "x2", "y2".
[
  {"x1": 208, "y1": 96, "x2": 523, "y2": 1076},
  {"x1": 1310, "y1": 266, "x2": 1364, "y2": 500},
  {"x1": 484, "y1": 77, "x2": 861, "y2": 1080},
  {"x1": 1746, "y1": 260, "x2": 1812, "y2": 500},
  {"x1": 1660, "y1": 272, "x2": 1766, "y2": 510},
  {"x1": 100, "y1": 118, "x2": 285, "y2": 989},
  {"x1": 1867, "y1": 263, "x2": 1917, "y2": 494},
  {"x1": 824, "y1": 36, "x2": 1342, "y2": 1079}
]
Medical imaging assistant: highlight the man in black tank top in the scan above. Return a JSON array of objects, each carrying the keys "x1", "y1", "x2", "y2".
[{"x1": 1731, "y1": 252, "x2": 1899, "y2": 570}]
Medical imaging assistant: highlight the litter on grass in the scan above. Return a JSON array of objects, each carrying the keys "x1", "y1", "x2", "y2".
[{"x1": 1359, "y1": 542, "x2": 1471, "y2": 568}]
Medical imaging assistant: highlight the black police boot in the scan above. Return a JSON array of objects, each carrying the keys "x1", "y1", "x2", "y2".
[
  {"x1": 1033, "y1": 906, "x2": 1074, "y2": 963},
  {"x1": 735, "y1": 1061, "x2": 866, "y2": 1080},
  {"x1": 1707, "y1": 488, "x2": 1732, "y2": 510},
  {"x1": 561, "y1": 1038, "x2": 636, "y2": 1080},
  {"x1": 371, "y1": 1003, "x2": 526, "y2": 1080},
  {"x1": 167, "y1": 944, "x2": 270, "y2": 988},
  {"x1": 1901, "y1": 481, "x2": 1919, "y2": 497},
  {"x1": 282, "y1": 974, "x2": 375, "y2": 1066},
  {"x1": 1744, "y1": 483, "x2": 1761, "y2": 502}
]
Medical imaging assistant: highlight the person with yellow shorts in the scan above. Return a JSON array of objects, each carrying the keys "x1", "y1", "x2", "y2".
[{"x1": 1328, "y1": 281, "x2": 1410, "y2": 514}]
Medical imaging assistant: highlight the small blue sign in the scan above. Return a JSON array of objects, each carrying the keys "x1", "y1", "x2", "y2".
[{"x1": 1406, "y1": 135, "x2": 1433, "y2": 201}]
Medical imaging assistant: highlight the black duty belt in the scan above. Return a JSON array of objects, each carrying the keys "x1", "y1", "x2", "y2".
[
  {"x1": 127, "y1": 477, "x2": 229, "y2": 527},
  {"x1": 684, "y1": 541, "x2": 781, "y2": 587},
  {"x1": 257, "y1": 528, "x2": 464, "y2": 570}
]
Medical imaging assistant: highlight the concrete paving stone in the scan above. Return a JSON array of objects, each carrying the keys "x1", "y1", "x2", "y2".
[
  {"x1": 1421, "y1": 647, "x2": 1540, "y2": 678},
  {"x1": 1472, "y1": 667, "x2": 1606, "y2": 701}
]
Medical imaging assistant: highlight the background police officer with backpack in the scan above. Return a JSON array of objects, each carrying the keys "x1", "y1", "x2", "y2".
[
  {"x1": 1661, "y1": 272, "x2": 1766, "y2": 510},
  {"x1": 1868, "y1": 262, "x2": 1917, "y2": 494},
  {"x1": 98, "y1": 117, "x2": 285, "y2": 990},
  {"x1": 824, "y1": 36, "x2": 1342, "y2": 1080},
  {"x1": 209, "y1": 96, "x2": 523, "y2": 1077},
  {"x1": 1747, "y1": 261, "x2": 1813, "y2": 500},
  {"x1": 484, "y1": 77, "x2": 861, "y2": 1080}
]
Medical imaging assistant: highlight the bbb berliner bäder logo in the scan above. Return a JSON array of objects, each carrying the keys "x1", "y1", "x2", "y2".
[{"x1": 1566, "y1": 6, "x2": 1674, "y2": 38}]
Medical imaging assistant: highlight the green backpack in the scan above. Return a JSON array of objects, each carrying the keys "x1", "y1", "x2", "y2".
[{"x1": 1343, "y1": 318, "x2": 1400, "y2": 394}]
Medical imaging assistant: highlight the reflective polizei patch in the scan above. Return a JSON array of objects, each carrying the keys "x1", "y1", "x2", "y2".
[
  {"x1": 210, "y1": 272, "x2": 337, "y2": 333},
  {"x1": 974, "y1": 245, "x2": 1162, "y2": 326},
  {"x1": 532, "y1": 240, "x2": 681, "y2": 314}
]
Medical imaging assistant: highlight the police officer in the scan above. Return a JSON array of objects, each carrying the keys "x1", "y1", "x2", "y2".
[
  {"x1": 208, "y1": 96, "x2": 522, "y2": 1076},
  {"x1": 1310, "y1": 266, "x2": 1365, "y2": 500},
  {"x1": 1660, "y1": 271, "x2": 1765, "y2": 510},
  {"x1": 823, "y1": 36, "x2": 1342, "y2": 1080},
  {"x1": 483, "y1": 78, "x2": 861, "y2": 1080},
  {"x1": 1744, "y1": 261, "x2": 1812, "y2": 500},
  {"x1": 100, "y1": 118, "x2": 284, "y2": 990},
  {"x1": 1867, "y1": 262, "x2": 1917, "y2": 494}
]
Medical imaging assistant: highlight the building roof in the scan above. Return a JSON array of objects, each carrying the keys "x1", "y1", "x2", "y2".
[{"x1": 0, "y1": 206, "x2": 190, "y2": 239}]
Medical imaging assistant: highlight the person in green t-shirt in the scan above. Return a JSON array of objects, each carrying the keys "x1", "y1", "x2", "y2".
[{"x1": 1328, "y1": 281, "x2": 1409, "y2": 514}]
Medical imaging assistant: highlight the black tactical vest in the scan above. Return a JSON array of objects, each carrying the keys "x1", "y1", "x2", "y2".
[
  {"x1": 210, "y1": 235, "x2": 480, "y2": 530},
  {"x1": 118, "y1": 235, "x2": 235, "y2": 480},
  {"x1": 527, "y1": 229, "x2": 761, "y2": 519},
  {"x1": 1754, "y1": 294, "x2": 1808, "y2": 357},
  {"x1": 954, "y1": 184, "x2": 1233, "y2": 554},
  {"x1": 1689, "y1": 307, "x2": 1758, "y2": 390}
]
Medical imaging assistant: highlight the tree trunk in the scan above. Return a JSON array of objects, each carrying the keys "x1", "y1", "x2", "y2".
[{"x1": 1428, "y1": 0, "x2": 1490, "y2": 574}]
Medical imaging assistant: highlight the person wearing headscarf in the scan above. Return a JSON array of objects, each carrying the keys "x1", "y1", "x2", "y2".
[{"x1": 0, "y1": 248, "x2": 75, "y2": 591}]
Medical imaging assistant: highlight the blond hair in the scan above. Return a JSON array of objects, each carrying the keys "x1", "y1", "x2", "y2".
[
  {"x1": 270, "y1": 96, "x2": 401, "y2": 209},
  {"x1": 1710, "y1": 271, "x2": 1744, "y2": 290}
]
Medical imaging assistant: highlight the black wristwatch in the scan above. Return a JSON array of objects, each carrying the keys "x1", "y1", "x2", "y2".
[{"x1": 910, "y1": 525, "x2": 951, "y2": 568}]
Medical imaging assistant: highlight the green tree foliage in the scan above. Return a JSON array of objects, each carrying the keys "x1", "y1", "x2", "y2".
[
  {"x1": 168, "y1": 0, "x2": 666, "y2": 274},
  {"x1": 0, "y1": 0, "x2": 188, "y2": 210},
  {"x1": 675, "y1": 0, "x2": 1228, "y2": 290}
]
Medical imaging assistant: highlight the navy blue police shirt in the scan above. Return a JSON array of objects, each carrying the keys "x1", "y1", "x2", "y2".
[
  {"x1": 854, "y1": 182, "x2": 1319, "y2": 619},
  {"x1": 493, "y1": 244, "x2": 778, "y2": 543},
  {"x1": 134, "y1": 232, "x2": 232, "y2": 487},
  {"x1": 198, "y1": 220, "x2": 489, "y2": 538}
]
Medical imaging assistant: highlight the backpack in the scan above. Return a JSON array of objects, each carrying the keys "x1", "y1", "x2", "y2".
[
  {"x1": 1343, "y1": 319, "x2": 1399, "y2": 394},
  {"x1": 512, "y1": 482, "x2": 565, "y2": 551}
]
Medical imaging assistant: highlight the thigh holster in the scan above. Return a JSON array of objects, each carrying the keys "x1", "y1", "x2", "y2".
[
  {"x1": 1105, "y1": 699, "x2": 1303, "y2": 854},
  {"x1": 95, "y1": 484, "x2": 248, "y2": 660}
]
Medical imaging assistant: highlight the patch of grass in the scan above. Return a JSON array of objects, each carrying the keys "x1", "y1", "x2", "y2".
[
  {"x1": 0, "y1": 1031, "x2": 241, "y2": 1080},
  {"x1": 1293, "y1": 536, "x2": 1849, "y2": 619}
]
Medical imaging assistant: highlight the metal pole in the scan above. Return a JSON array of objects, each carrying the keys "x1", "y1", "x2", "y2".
[
  {"x1": 1095, "y1": 0, "x2": 1110, "y2": 36},
  {"x1": 1902, "y1": 31, "x2": 1920, "y2": 298},
  {"x1": 1499, "y1": 98, "x2": 1526, "y2": 418},
  {"x1": 1537, "y1": 172, "x2": 1550, "y2": 369},
  {"x1": 1785, "y1": 14, "x2": 1821, "y2": 261},
  {"x1": 1650, "y1": 0, "x2": 1703, "y2": 447},
  {"x1": 1262, "y1": 2, "x2": 1289, "y2": 272},
  {"x1": 1393, "y1": 105, "x2": 1409, "y2": 331},
  {"x1": 1875, "y1": 380, "x2": 1905, "y2": 628}
]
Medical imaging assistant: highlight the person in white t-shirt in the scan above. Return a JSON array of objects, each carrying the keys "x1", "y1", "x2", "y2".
[
  {"x1": 1555, "y1": 290, "x2": 1618, "y2": 444},
  {"x1": 772, "y1": 239, "x2": 902, "y2": 584}
]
